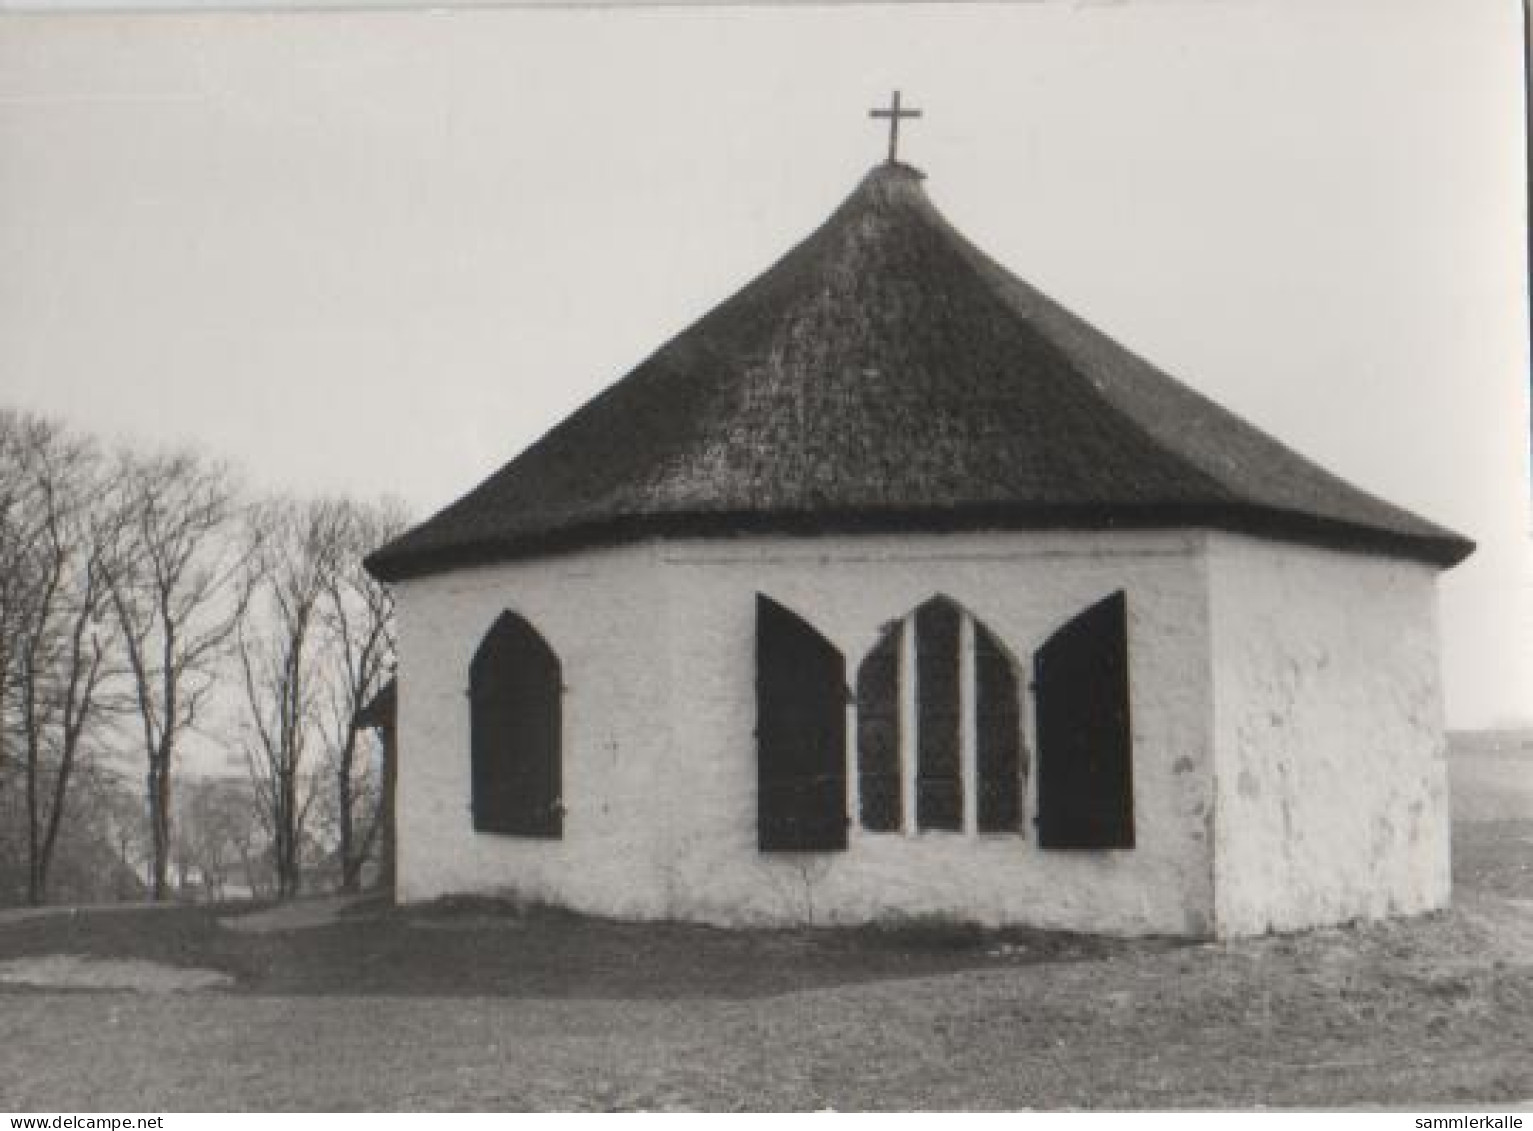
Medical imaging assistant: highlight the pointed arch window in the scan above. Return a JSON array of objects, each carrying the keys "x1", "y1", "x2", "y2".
[
  {"x1": 855, "y1": 597, "x2": 1023, "y2": 835},
  {"x1": 469, "y1": 610, "x2": 563, "y2": 838},
  {"x1": 915, "y1": 599, "x2": 963, "y2": 830},
  {"x1": 855, "y1": 628, "x2": 902, "y2": 833},
  {"x1": 975, "y1": 624, "x2": 1023, "y2": 833}
]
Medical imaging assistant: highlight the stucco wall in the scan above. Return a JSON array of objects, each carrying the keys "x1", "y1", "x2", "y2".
[
  {"x1": 394, "y1": 544, "x2": 681, "y2": 919},
  {"x1": 1207, "y1": 533, "x2": 1450, "y2": 937},
  {"x1": 394, "y1": 530, "x2": 1216, "y2": 935}
]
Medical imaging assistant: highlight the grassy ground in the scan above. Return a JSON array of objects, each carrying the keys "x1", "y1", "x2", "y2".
[
  {"x1": 2, "y1": 736, "x2": 1531, "y2": 1111},
  {"x1": 0, "y1": 819, "x2": 1528, "y2": 1111},
  {"x1": 0, "y1": 895, "x2": 1164, "y2": 1000}
]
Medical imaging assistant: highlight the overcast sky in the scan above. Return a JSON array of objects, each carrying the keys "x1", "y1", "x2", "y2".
[{"x1": 0, "y1": 0, "x2": 1527, "y2": 729}]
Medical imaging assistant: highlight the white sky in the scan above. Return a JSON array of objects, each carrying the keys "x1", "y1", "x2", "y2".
[{"x1": 0, "y1": 0, "x2": 1528, "y2": 730}]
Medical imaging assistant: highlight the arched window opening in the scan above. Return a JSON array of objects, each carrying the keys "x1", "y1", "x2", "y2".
[
  {"x1": 756, "y1": 595, "x2": 849, "y2": 852},
  {"x1": 915, "y1": 598, "x2": 963, "y2": 831},
  {"x1": 856, "y1": 626, "x2": 902, "y2": 832},
  {"x1": 469, "y1": 610, "x2": 563, "y2": 838},
  {"x1": 854, "y1": 596, "x2": 1024, "y2": 835},
  {"x1": 975, "y1": 624, "x2": 1023, "y2": 833},
  {"x1": 1034, "y1": 591, "x2": 1134, "y2": 849}
]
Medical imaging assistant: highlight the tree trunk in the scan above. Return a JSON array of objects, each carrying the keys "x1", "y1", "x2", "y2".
[
  {"x1": 148, "y1": 757, "x2": 173, "y2": 901},
  {"x1": 0, "y1": 639, "x2": 8, "y2": 805},
  {"x1": 25, "y1": 735, "x2": 41, "y2": 907},
  {"x1": 274, "y1": 770, "x2": 301, "y2": 900},
  {"x1": 38, "y1": 745, "x2": 77, "y2": 908},
  {"x1": 24, "y1": 676, "x2": 43, "y2": 906},
  {"x1": 278, "y1": 823, "x2": 300, "y2": 900},
  {"x1": 338, "y1": 725, "x2": 357, "y2": 893}
]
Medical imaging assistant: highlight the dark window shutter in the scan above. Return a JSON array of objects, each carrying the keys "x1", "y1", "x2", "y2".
[
  {"x1": 756, "y1": 595, "x2": 848, "y2": 852},
  {"x1": 974, "y1": 623, "x2": 1022, "y2": 833},
  {"x1": 856, "y1": 625, "x2": 902, "y2": 832},
  {"x1": 1034, "y1": 591, "x2": 1133, "y2": 849},
  {"x1": 469, "y1": 610, "x2": 563, "y2": 838},
  {"x1": 915, "y1": 598, "x2": 962, "y2": 831}
]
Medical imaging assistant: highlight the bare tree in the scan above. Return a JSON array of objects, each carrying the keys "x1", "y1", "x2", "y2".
[
  {"x1": 0, "y1": 413, "x2": 129, "y2": 904},
  {"x1": 173, "y1": 776, "x2": 267, "y2": 903},
  {"x1": 109, "y1": 451, "x2": 248, "y2": 901},
  {"x1": 94, "y1": 768, "x2": 150, "y2": 888},
  {"x1": 0, "y1": 410, "x2": 52, "y2": 811},
  {"x1": 237, "y1": 496, "x2": 346, "y2": 899},
  {"x1": 321, "y1": 498, "x2": 405, "y2": 893}
]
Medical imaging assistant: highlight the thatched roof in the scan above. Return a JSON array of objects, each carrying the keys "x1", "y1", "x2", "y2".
[{"x1": 367, "y1": 162, "x2": 1472, "y2": 582}]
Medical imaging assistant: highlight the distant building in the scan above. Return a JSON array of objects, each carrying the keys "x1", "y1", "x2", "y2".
[
  {"x1": 367, "y1": 156, "x2": 1471, "y2": 937},
  {"x1": 355, "y1": 677, "x2": 397, "y2": 893}
]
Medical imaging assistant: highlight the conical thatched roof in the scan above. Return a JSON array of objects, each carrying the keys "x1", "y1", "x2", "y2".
[{"x1": 367, "y1": 162, "x2": 1472, "y2": 581}]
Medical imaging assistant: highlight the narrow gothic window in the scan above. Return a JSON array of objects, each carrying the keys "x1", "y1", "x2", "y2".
[
  {"x1": 756, "y1": 595, "x2": 849, "y2": 852},
  {"x1": 469, "y1": 610, "x2": 563, "y2": 838},
  {"x1": 855, "y1": 597, "x2": 1023, "y2": 835},
  {"x1": 856, "y1": 626, "x2": 902, "y2": 832},
  {"x1": 1034, "y1": 591, "x2": 1134, "y2": 849},
  {"x1": 975, "y1": 623, "x2": 1023, "y2": 833},
  {"x1": 915, "y1": 599, "x2": 963, "y2": 831}
]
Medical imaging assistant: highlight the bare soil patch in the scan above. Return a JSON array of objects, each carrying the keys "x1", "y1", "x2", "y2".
[{"x1": 0, "y1": 955, "x2": 232, "y2": 992}]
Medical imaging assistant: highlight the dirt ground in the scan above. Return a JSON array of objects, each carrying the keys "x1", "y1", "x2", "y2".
[
  {"x1": 3, "y1": 732, "x2": 1532, "y2": 1113},
  {"x1": 0, "y1": 817, "x2": 1528, "y2": 1111}
]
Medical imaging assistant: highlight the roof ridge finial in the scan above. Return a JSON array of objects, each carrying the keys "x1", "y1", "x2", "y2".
[{"x1": 869, "y1": 90, "x2": 922, "y2": 165}]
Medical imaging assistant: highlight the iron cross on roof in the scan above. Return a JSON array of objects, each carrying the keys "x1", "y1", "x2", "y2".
[{"x1": 869, "y1": 91, "x2": 922, "y2": 164}]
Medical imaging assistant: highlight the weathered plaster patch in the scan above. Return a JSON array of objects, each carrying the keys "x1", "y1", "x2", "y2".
[{"x1": 1207, "y1": 534, "x2": 1450, "y2": 937}]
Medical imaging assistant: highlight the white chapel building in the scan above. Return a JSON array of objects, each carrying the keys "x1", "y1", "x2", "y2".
[{"x1": 366, "y1": 155, "x2": 1473, "y2": 938}]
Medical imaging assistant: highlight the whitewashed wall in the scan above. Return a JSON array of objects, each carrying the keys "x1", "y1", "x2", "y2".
[
  {"x1": 394, "y1": 530, "x2": 1216, "y2": 935},
  {"x1": 1207, "y1": 533, "x2": 1451, "y2": 936},
  {"x1": 394, "y1": 543, "x2": 682, "y2": 918}
]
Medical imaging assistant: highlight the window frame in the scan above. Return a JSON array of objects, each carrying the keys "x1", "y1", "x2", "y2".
[
  {"x1": 853, "y1": 597, "x2": 1026, "y2": 838},
  {"x1": 467, "y1": 609, "x2": 564, "y2": 839}
]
